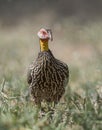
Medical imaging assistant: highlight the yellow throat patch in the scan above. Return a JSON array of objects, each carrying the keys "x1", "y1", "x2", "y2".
[{"x1": 40, "y1": 39, "x2": 49, "y2": 51}]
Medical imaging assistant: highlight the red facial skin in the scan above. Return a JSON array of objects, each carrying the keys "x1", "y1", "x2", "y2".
[{"x1": 40, "y1": 38, "x2": 49, "y2": 43}]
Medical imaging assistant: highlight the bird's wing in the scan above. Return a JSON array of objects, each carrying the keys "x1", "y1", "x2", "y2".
[
  {"x1": 27, "y1": 68, "x2": 32, "y2": 85},
  {"x1": 27, "y1": 64, "x2": 34, "y2": 85}
]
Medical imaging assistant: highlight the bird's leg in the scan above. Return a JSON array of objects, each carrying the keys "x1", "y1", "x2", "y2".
[
  {"x1": 37, "y1": 102, "x2": 41, "y2": 109},
  {"x1": 34, "y1": 98, "x2": 41, "y2": 109},
  {"x1": 47, "y1": 102, "x2": 51, "y2": 111},
  {"x1": 46, "y1": 101, "x2": 55, "y2": 112}
]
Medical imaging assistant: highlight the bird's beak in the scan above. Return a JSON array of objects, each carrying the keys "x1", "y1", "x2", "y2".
[{"x1": 47, "y1": 29, "x2": 53, "y2": 41}]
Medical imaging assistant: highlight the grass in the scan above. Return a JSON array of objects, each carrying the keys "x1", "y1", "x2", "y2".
[{"x1": 0, "y1": 21, "x2": 102, "y2": 130}]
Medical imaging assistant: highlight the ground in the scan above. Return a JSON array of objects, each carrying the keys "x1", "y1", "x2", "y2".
[{"x1": 0, "y1": 20, "x2": 102, "y2": 130}]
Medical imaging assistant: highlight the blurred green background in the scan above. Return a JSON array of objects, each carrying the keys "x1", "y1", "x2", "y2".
[
  {"x1": 0, "y1": 0, "x2": 102, "y2": 130},
  {"x1": 0, "y1": 0, "x2": 102, "y2": 89}
]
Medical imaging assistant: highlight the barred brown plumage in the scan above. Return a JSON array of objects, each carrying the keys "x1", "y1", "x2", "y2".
[{"x1": 27, "y1": 28, "x2": 69, "y2": 106}]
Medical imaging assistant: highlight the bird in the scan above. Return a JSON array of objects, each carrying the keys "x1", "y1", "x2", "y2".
[{"x1": 27, "y1": 28, "x2": 69, "y2": 107}]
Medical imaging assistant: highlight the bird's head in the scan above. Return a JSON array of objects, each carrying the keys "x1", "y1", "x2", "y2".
[
  {"x1": 37, "y1": 28, "x2": 53, "y2": 51},
  {"x1": 37, "y1": 28, "x2": 53, "y2": 42}
]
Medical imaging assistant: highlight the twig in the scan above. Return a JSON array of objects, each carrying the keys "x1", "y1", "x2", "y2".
[{"x1": 1, "y1": 78, "x2": 5, "y2": 92}]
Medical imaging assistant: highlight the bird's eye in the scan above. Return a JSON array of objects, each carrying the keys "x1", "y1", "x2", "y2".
[{"x1": 42, "y1": 31, "x2": 47, "y2": 36}]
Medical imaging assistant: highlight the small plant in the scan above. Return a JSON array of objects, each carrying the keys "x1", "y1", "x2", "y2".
[{"x1": 0, "y1": 78, "x2": 102, "y2": 130}]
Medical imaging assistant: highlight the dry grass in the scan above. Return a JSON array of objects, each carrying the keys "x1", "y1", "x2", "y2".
[{"x1": 0, "y1": 19, "x2": 102, "y2": 130}]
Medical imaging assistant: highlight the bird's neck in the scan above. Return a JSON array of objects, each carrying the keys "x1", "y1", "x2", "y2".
[{"x1": 40, "y1": 39, "x2": 49, "y2": 52}]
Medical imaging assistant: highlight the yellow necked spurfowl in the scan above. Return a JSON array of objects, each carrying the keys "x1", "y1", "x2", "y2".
[{"x1": 27, "y1": 28, "x2": 69, "y2": 106}]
